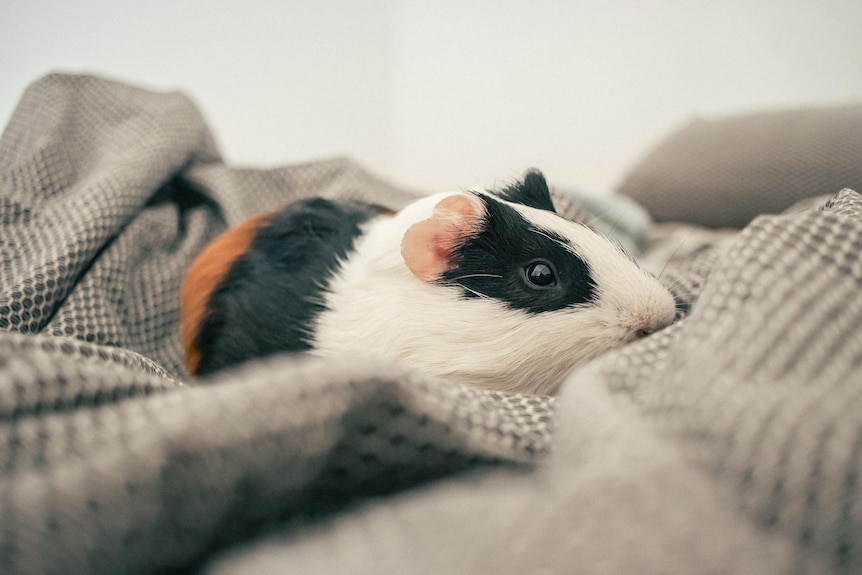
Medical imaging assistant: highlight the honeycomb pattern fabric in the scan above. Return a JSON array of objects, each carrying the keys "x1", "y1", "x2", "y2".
[
  {"x1": 0, "y1": 74, "x2": 554, "y2": 575},
  {"x1": 210, "y1": 190, "x2": 862, "y2": 575},
  {"x1": 598, "y1": 188, "x2": 862, "y2": 573},
  {"x1": 636, "y1": 190, "x2": 862, "y2": 556},
  {"x1": 2, "y1": 73, "x2": 862, "y2": 575}
]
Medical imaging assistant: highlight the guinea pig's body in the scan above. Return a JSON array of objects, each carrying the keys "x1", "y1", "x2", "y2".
[{"x1": 181, "y1": 171, "x2": 676, "y2": 395}]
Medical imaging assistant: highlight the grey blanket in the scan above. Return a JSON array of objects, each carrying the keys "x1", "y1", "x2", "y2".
[{"x1": 2, "y1": 74, "x2": 861, "y2": 574}]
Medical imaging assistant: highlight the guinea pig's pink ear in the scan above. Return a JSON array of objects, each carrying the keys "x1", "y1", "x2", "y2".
[{"x1": 401, "y1": 193, "x2": 485, "y2": 282}]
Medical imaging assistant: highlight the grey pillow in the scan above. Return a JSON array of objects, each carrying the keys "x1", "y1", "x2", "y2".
[{"x1": 616, "y1": 104, "x2": 862, "y2": 228}]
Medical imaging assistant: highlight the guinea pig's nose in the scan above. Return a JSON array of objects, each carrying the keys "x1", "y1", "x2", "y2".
[
  {"x1": 625, "y1": 303, "x2": 675, "y2": 342},
  {"x1": 634, "y1": 327, "x2": 655, "y2": 339}
]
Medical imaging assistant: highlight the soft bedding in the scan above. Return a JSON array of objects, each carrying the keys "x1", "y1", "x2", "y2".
[{"x1": 2, "y1": 74, "x2": 861, "y2": 574}]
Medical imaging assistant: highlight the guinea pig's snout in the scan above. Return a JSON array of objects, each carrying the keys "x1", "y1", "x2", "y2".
[
  {"x1": 634, "y1": 326, "x2": 656, "y2": 340},
  {"x1": 626, "y1": 323, "x2": 658, "y2": 343},
  {"x1": 623, "y1": 304, "x2": 676, "y2": 343}
]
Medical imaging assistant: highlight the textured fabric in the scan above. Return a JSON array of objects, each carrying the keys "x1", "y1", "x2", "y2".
[
  {"x1": 0, "y1": 74, "x2": 554, "y2": 575},
  {"x1": 617, "y1": 104, "x2": 862, "y2": 228},
  {"x1": 2, "y1": 73, "x2": 862, "y2": 575},
  {"x1": 211, "y1": 189, "x2": 862, "y2": 575}
]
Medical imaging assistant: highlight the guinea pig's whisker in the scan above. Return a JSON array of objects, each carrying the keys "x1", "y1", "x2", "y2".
[
  {"x1": 657, "y1": 233, "x2": 695, "y2": 281},
  {"x1": 605, "y1": 205, "x2": 632, "y2": 240},
  {"x1": 530, "y1": 227, "x2": 570, "y2": 250},
  {"x1": 660, "y1": 275, "x2": 684, "y2": 291},
  {"x1": 664, "y1": 282, "x2": 687, "y2": 297},
  {"x1": 453, "y1": 282, "x2": 492, "y2": 300},
  {"x1": 668, "y1": 285, "x2": 697, "y2": 303},
  {"x1": 448, "y1": 273, "x2": 503, "y2": 281},
  {"x1": 584, "y1": 206, "x2": 612, "y2": 228}
]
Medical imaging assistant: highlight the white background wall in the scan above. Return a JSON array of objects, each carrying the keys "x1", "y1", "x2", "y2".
[{"x1": 2, "y1": 0, "x2": 861, "y2": 194}]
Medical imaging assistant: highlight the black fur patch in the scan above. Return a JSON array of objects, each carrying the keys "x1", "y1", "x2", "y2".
[
  {"x1": 194, "y1": 198, "x2": 386, "y2": 375},
  {"x1": 439, "y1": 193, "x2": 596, "y2": 314},
  {"x1": 495, "y1": 170, "x2": 557, "y2": 213}
]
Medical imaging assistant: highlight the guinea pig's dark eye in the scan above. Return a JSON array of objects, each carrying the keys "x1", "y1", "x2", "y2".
[{"x1": 524, "y1": 260, "x2": 557, "y2": 289}]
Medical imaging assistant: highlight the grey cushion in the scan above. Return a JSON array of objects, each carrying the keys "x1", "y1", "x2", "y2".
[{"x1": 617, "y1": 104, "x2": 862, "y2": 228}]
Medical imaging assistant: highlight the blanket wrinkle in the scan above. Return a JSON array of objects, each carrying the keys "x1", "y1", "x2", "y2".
[
  {"x1": 580, "y1": 187, "x2": 862, "y2": 574},
  {"x1": 2, "y1": 72, "x2": 862, "y2": 575}
]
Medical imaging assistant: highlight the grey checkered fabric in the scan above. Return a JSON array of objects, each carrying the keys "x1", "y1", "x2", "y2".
[{"x1": 2, "y1": 73, "x2": 862, "y2": 575}]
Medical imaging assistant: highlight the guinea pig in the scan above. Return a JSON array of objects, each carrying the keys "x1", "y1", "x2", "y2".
[{"x1": 180, "y1": 170, "x2": 676, "y2": 395}]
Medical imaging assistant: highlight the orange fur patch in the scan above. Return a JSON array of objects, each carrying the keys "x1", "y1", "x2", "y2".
[{"x1": 180, "y1": 211, "x2": 275, "y2": 376}]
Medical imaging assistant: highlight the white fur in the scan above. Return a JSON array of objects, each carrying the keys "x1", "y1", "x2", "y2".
[{"x1": 311, "y1": 191, "x2": 676, "y2": 395}]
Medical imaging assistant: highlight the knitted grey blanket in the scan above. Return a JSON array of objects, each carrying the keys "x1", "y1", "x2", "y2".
[{"x1": 2, "y1": 74, "x2": 861, "y2": 574}]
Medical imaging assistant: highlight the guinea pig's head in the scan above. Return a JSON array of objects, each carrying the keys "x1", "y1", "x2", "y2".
[{"x1": 395, "y1": 170, "x2": 676, "y2": 394}]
